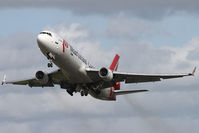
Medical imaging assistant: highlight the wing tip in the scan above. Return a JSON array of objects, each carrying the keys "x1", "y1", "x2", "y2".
[
  {"x1": 1, "y1": 75, "x2": 6, "y2": 85},
  {"x1": 190, "y1": 67, "x2": 197, "y2": 76}
]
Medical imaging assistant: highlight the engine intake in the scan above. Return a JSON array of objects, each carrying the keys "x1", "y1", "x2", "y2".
[
  {"x1": 35, "y1": 71, "x2": 49, "y2": 84},
  {"x1": 99, "y1": 67, "x2": 113, "y2": 81}
]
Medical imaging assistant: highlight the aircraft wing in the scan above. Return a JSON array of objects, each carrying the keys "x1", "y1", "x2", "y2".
[
  {"x1": 86, "y1": 67, "x2": 196, "y2": 84},
  {"x1": 3, "y1": 69, "x2": 67, "y2": 87}
]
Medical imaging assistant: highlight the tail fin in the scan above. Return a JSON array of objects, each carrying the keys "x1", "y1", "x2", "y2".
[
  {"x1": 110, "y1": 54, "x2": 120, "y2": 71},
  {"x1": 110, "y1": 54, "x2": 120, "y2": 90}
]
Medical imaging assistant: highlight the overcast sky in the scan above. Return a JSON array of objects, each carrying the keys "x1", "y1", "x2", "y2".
[{"x1": 0, "y1": 0, "x2": 199, "y2": 133}]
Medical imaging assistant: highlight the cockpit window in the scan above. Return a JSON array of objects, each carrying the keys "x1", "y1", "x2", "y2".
[{"x1": 40, "y1": 32, "x2": 52, "y2": 37}]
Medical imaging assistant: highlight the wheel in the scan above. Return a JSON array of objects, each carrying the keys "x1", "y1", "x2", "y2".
[
  {"x1": 81, "y1": 91, "x2": 84, "y2": 96},
  {"x1": 85, "y1": 91, "x2": 88, "y2": 96},
  {"x1": 67, "y1": 90, "x2": 73, "y2": 96},
  {"x1": 47, "y1": 63, "x2": 53, "y2": 67},
  {"x1": 85, "y1": 92, "x2": 88, "y2": 96}
]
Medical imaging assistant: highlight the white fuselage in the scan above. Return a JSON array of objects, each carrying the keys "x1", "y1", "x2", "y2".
[
  {"x1": 37, "y1": 31, "x2": 92, "y2": 84},
  {"x1": 37, "y1": 31, "x2": 115, "y2": 101}
]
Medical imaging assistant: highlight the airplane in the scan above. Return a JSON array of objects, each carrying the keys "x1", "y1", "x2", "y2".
[{"x1": 2, "y1": 31, "x2": 196, "y2": 101}]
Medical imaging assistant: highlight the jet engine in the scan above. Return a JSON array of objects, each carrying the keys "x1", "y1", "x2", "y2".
[
  {"x1": 99, "y1": 67, "x2": 113, "y2": 81},
  {"x1": 35, "y1": 71, "x2": 49, "y2": 84}
]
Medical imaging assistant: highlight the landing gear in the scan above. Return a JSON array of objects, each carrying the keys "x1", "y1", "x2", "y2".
[
  {"x1": 66, "y1": 88, "x2": 75, "y2": 96},
  {"x1": 46, "y1": 52, "x2": 55, "y2": 68},
  {"x1": 85, "y1": 91, "x2": 88, "y2": 96},
  {"x1": 81, "y1": 91, "x2": 84, "y2": 96},
  {"x1": 47, "y1": 62, "x2": 53, "y2": 67},
  {"x1": 80, "y1": 90, "x2": 88, "y2": 96}
]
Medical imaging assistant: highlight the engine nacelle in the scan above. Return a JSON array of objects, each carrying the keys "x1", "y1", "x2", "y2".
[
  {"x1": 99, "y1": 67, "x2": 113, "y2": 81},
  {"x1": 35, "y1": 71, "x2": 49, "y2": 84}
]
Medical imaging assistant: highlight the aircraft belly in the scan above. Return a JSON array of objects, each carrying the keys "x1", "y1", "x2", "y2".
[
  {"x1": 89, "y1": 88, "x2": 116, "y2": 101},
  {"x1": 53, "y1": 52, "x2": 92, "y2": 84}
]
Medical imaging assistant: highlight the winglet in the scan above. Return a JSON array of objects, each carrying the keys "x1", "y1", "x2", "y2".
[
  {"x1": 1, "y1": 75, "x2": 6, "y2": 85},
  {"x1": 190, "y1": 67, "x2": 197, "y2": 76}
]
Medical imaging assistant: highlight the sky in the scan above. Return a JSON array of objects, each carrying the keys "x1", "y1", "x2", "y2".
[{"x1": 0, "y1": 0, "x2": 199, "y2": 133}]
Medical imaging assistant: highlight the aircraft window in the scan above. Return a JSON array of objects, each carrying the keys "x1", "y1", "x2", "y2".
[{"x1": 40, "y1": 32, "x2": 52, "y2": 37}]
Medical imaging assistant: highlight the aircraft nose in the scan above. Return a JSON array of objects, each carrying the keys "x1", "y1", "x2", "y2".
[
  {"x1": 37, "y1": 34, "x2": 44, "y2": 46},
  {"x1": 37, "y1": 33, "x2": 55, "y2": 54},
  {"x1": 37, "y1": 34, "x2": 48, "y2": 50}
]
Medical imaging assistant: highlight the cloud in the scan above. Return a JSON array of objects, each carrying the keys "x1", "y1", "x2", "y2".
[
  {"x1": 105, "y1": 16, "x2": 151, "y2": 39},
  {"x1": 0, "y1": 32, "x2": 47, "y2": 70},
  {"x1": 1, "y1": 0, "x2": 199, "y2": 19},
  {"x1": 1, "y1": 22, "x2": 199, "y2": 133}
]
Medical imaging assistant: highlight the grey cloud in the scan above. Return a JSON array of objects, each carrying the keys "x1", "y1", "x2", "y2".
[{"x1": 1, "y1": 0, "x2": 199, "y2": 19}]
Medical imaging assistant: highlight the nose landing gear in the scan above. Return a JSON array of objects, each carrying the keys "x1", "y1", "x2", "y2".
[
  {"x1": 46, "y1": 52, "x2": 55, "y2": 68},
  {"x1": 47, "y1": 60, "x2": 53, "y2": 68}
]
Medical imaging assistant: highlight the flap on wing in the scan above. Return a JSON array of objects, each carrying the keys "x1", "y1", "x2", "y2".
[{"x1": 125, "y1": 76, "x2": 161, "y2": 83}]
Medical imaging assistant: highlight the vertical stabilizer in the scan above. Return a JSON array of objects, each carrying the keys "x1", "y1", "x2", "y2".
[
  {"x1": 109, "y1": 54, "x2": 120, "y2": 71},
  {"x1": 110, "y1": 54, "x2": 120, "y2": 90}
]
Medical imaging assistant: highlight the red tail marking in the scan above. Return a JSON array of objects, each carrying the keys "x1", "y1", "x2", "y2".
[
  {"x1": 109, "y1": 54, "x2": 120, "y2": 90},
  {"x1": 63, "y1": 40, "x2": 68, "y2": 53},
  {"x1": 109, "y1": 54, "x2": 120, "y2": 71}
]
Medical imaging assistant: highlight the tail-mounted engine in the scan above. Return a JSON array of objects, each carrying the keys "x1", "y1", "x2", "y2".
[
  {"x1": 35, "y1": 71, "x2": 49, "y2": 84},
  {"x1": 99, "y1": 67, "x2": 113, "y2": 81}
]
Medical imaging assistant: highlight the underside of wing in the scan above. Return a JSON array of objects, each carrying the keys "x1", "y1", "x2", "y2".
[
  {"x1": 115, "y1": 67, "x2": 196, "y2": 83},
  {"x1": 113, "y1": 72, "x2": 193, "y2": 83},
  {"x1": 86, "y1": 67, "x2": 196, "y2": 84},
  {"x1": 5, "y1": 69, "x2": 68, "y2": 87}
]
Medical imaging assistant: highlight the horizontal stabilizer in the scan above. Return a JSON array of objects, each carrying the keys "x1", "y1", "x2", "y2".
[{"x1": 115, "y1": 89, "x2": 148, "y2": 95}]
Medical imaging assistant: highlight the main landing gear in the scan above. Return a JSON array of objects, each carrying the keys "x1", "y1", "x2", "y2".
[
  {"x1": 66, "y1": 88, "x2": 76, "y2": 96},
  {"x1": 80, "y1": 90, "x2": 88, "y2": 96}
]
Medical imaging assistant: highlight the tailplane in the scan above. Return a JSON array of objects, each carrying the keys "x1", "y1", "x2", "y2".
[{"x1": 115, "y1": 90, "x2": 148, "y2": 95}]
